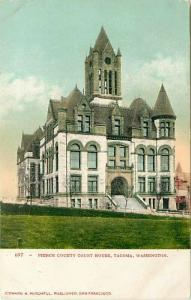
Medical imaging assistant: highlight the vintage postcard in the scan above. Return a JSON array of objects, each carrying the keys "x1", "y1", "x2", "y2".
[{"x1": 0, "y1": 0, "x2": 190, "y2": 299}]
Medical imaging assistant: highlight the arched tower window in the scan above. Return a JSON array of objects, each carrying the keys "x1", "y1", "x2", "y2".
[
  {"x1": 137, "y1": 148, "x2": 145, "y2": 171},
  {"x1": 115, "y1": 71, "x2": 117, "y2": 95},
  {"x1": 70, "y1": 144, "x2": 81, "y2": 169},
  {"x1": 104, "y1": 70, "x2": 108, "y2": 94},
  {"x1": 161, "y1": 148, "x2": 170, "y2": 171},
  {"x1": 147, "y1": 149, "x2": 155, "y2": 172},
  {"x1": 109, "y1": 71, "x2": 112, "y2": 94},
  {"x1": 88, "y1": 145, "x2": 97, "y2": 169}
]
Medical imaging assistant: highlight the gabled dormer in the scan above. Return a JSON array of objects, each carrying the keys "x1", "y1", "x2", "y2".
[
  {"x1": 74, "y1": 96, "x2": 94, "y2": 133},
  {"x1": 111, "y1": 102, "x2": 124, "y2": 136}
]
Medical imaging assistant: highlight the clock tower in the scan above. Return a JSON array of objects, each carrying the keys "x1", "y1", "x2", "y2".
[{"x1": 85, "y1": 27, "x2": 122, "y2": 101}]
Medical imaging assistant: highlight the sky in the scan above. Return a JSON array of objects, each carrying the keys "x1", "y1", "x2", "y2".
[{"x1": 0, "y1": 0, "x2": 189, "y2": 199}]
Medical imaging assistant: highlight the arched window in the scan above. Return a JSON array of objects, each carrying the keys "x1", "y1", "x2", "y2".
[
  {"x1": 109, "y1": 71, "x2": 112, "y2": 94},
  {"x1": 115, "y1": 71, "x2": 117, "y2": 95},
  {"x1": 55, "y1": 143, "x2": 58, "y2": 171},
  {"x1": 147, "y1": 149, "x2": 155, "y2": 172},
  {"x1": 104, "y1": 70, "x2": 107, "y2": 94},
  {"x1": 161, "y1": 148, "x2": 170, "y2": 171},
  {"x1": 137, "y1": 148, "x2": 145, "y2": 171},
  {"x1": 88, "y1": 145, "x2": 97, "y2": 169},
  {"x1": 70, "y1": 144, "x2": 81, "y2": 169}
]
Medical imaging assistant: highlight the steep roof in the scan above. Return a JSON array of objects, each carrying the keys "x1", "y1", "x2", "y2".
[
  {"x1": 21, "y1": 134, "x2": 33, "y2": 150},
  {"x1": 129, "y1": 98, "x2": 152, "y2": 127},
  {"x1": 152, "y1": 84, "x2": 176, "y2": 119},
  {"x1": 92, "y1": 103, "x2": 132, "y2": 137},
  {"x1": 63, "y1": 86, "x2": 87, "y2": 121},
  {"x1": 93, "y1": 26, "x2": 113, "y2": 53},
  {"x1": 176, "y1": 162, "x2": 183, "y2": 174},
  {"x1": 65, "y1": 85, "x2": 85, "y2": 109}
]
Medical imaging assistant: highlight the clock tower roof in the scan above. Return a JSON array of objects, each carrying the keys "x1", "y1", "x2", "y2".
[{"x1": 93, "y1": 26, "x2": 113, "y2": 53}]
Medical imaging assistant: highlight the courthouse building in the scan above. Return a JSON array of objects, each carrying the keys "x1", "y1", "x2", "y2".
[{"x1": 17, "y1": 28, "x2": 177, "y2": 211}]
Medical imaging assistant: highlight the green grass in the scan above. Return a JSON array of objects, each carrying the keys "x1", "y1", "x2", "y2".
[{"x1": 1, "y1": 215, "x2": 190, "y2": 249}]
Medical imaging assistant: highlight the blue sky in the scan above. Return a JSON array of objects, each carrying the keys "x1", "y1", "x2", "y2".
[{"x1": 0, "y1": 0, "x2": 189, "y2": 198}]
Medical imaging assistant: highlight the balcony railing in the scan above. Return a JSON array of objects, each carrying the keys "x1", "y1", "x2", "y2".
[{"x1": 106, "y1": 165, "x2": 132, "y2": 171}]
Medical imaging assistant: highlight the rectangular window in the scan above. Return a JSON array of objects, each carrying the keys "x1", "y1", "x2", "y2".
[
  {"x1": 149, "y1": 198, "x2": 151, "y2": 208},
  {"x1": 70, "y1": 151, "x2": 80, "y2": 169},
  {"x1": 84, "y1": 115, "x2": 90, "y2": 132},
  {"x1": 70, "y1": 175, "x2": 81, "y2": 193},
  {"x1": 160, "y1": 121, "x2": 170, "y2": 137},
  {"x1": 108, "y1": 160, "x2": 115, "y2": 168},
  {"x1": 166, "y1": 122, "x2": 170, "y2": 137},
  {"x1": 120, "y1": 146, "x2": 126, "y2": 157},
  {"x1": 42, "y1": 180, "x2": 45, "y2": 195},
  {"x1": 89, "y1": 198, "x2": 93, "y2": 209},
  {"x1": 77, "y1": 115, "x2": 83, "y2": 132},
  {"x1": 30, "y1": 183, "x2": 35, "y2": 197},
  {"x1": 50, "y1": 178, "x2": 53, "y2": 194},
  {"x1": 153, "y1": 198, "x2": 156, "y2": 209},
  {"x1": 55, "y1": 146, "x2": 58, "y2": 171},
  {"x1": 161, "y1": 155, "x2": 169, "y2": 171},
  {"x1": 138, "y1": 155, "x2": 145, "y2": 172},
  {"x1": 138, "y1": 177, "x2": 145, "y2": 193},
  {"x1": 56, "y1": 176, "x2": 59, "y2": 193},
  {"x1": 120, "y1": 160, "x2": 126, "y2": 169},
  {"x1": 77, "y1": 198, "x2": 81, "y2": 208},
  {"x1": 114, "y1": 119, "x2": 120, "y2": 135},
  {"x1": 160, "y1": 122, "x2": 165, "y2": 137},
  {"x1": 88, "y1": 176, "x2": 98, "y2": 193},
  {"x1": 143, "y1": 121, "x2": 149, "y2": 137},
  {"x1": 148, "y1": 155, "x2": 155, "y2": 172},
  {"x1": 71, "y1": 198, "x2": 75, "y2": 208},
  {"x1": 88, "y1": 152, "x2": 97, "y2": 169},
  {"x1": 94, "y1": 199, "x2": 98, "y2": 209},
  {"x1": 30, "y1": 163, "x2": 36, "y2": 182},
  {"x1": 98, "y1": 69, "x2": 101, "y2": 80},
  {"x1": 108, "y1": 146, "x2": 115, "y2": 157},
  {"x1": 163, "y1": 198, "x2": 169, "y2": 209},
  {"x1": 161, "y1": 177, "x2": 170, "y2": 193},
  {"x1": 148, "y1": 177, "x2": 156, "y2": 193}
]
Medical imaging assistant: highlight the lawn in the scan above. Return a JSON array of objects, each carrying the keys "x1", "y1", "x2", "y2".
[{"x1": 1, "y1": 214, "x2": 190, "y2": 249}]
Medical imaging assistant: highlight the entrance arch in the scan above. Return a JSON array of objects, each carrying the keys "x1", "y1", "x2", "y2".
[{"x1": 111, "y1": 177, "x2": 128, "y2": 197}]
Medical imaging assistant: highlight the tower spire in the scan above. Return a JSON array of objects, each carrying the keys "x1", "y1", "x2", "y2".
[{"x1": 152, "y1": 84, "x2": 176, "y2": 119}]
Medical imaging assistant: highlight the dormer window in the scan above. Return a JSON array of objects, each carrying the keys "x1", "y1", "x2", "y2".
[
  {"x1": 77, "y1": 115, "x2": 91, "y2": 133},
  {"x1": 85, "y1": 116, "x2": 90, "y2": 132},
  {"x1": 77, "y1": 115, "x2": 83, "y2": 132},
  {"x1": 114, "y1": 119, "x2": 120, "y2": 135}
]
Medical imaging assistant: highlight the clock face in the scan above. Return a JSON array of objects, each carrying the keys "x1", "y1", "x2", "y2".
[{"x1": 105, "y1": 57, "x2": 111, "y2": 64}]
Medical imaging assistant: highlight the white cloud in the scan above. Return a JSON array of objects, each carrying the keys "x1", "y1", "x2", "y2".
[
  {"x1": 123, "y1": 55, "x2": 189, "y2": 115},
  {"x1": 0, "y1": 73, "x2": 64, "y2": 119}
]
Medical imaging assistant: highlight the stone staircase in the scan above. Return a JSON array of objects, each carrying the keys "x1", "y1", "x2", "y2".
[{"x1": 107, "y1": 194, "x2": 149, "y2": 212}]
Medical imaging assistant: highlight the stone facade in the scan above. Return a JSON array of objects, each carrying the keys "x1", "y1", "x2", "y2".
[{"x1": 17, "y1": 27, "x2": 177, "y2": 211}]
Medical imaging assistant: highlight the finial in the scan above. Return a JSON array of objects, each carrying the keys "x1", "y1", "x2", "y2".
[{"x1": 117, "y1": 48, "x2": 121, "y2": 56}]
